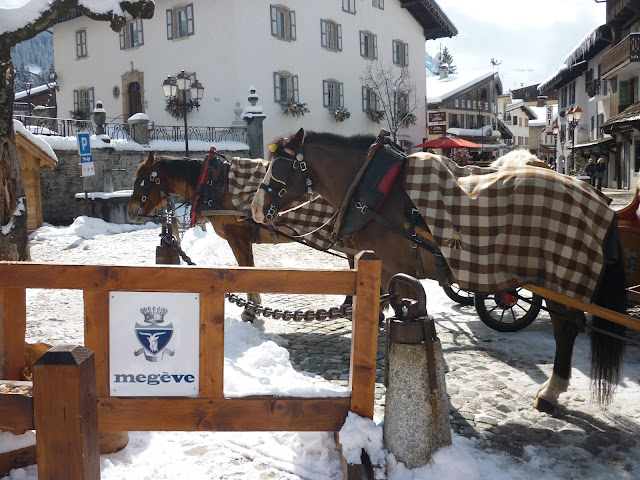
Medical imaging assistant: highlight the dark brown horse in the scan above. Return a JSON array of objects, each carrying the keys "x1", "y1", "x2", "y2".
[
  {"x1": 127, "y1": 152, "x2": 351, "y2": 321},
  {"x1": 251, "y1": 128, "x2": 628, "y2": 413}
]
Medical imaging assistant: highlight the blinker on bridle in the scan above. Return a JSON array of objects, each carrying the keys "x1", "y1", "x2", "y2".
[
  {"x1": 130, "y1": 167, "x2": 166, "y2": 215},
  {"x1": 260, "y1": 145, "x2": 314, "y2": 221}
]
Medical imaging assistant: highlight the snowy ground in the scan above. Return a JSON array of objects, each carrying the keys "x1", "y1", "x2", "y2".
[{"x1": 2, "y1": 216, "x2": 640, "y2": 479}]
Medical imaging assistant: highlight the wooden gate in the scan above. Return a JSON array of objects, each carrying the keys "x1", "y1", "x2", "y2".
[{"x1": 0, "y1": 251, "x2": 381, "y2": 478}]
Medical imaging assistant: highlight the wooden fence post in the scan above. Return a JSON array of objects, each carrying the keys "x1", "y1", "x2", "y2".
[
  {"x1": 0, "y1": 287, "x2": 27, "y2": 380},
  {"x1": 33, "y1": 345, "x2": 99, "y2": 480}
]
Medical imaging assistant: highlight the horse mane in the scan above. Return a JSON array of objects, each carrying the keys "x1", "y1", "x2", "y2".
[{"x1": 267, "y1": 131, "x2": 376, "y2": 160}]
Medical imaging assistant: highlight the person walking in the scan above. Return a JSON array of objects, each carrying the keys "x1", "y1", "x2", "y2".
[
  {"x1": 595, "y1": 157, "x2": 606, "y2": 190},
  {"x1": 585, "y1": 158, "x2": 596, "y2": 186}
]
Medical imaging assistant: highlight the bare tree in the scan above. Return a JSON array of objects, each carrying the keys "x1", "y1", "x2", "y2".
[
  {"x1": 1, "y1": 1, "x2": 154, "y2": 261},
  {"x1": 361, "y1": 61, "x2": 418, "y2": 142}
]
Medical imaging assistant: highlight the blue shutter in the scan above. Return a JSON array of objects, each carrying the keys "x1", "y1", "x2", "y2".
[
  {"x1": 392, "y1": 40, "x2": 398, "y2": 64},
  {"x1": 290, "y1": 10, "x2": 296, "y2": 40},
  {"x1": 339, "y1": 82, "x2": 344, "y2": 108},
  {"x1": 362, "y1": 86, "x2": 367, "y2": 111},
  {"x1": 337, "y1": 24, "x2": 342, "y2": 51},
  {"x1": 323, "y1": 80, "x2": 329, "y2": 107},
  {"x1": 293, "y1": 75, "x2": 299, "y2": 103},
  {"x1": 186, "y1": 4, "x2": 194, "y2": 35},
  {"x1": 270, "y1": 5, "x2": 277, "y2": 36},
  {"x1": 137, "y1": 18, "x2": 144, "y2": 46},
  {"x1": 166, "y1": 9, "x2": 173, "y2": 40},
  {"x1": 73, "y1": 90, "x2": 79, "y2": 112},
  {"x1": 404, "y1": 43, "x2": 409, "y2": 66},
  {"x1": 320, "y1": 19, "x2": 327, "y2": 47},
  {"x1": 273, "y1": 72, "x2": 281, "y2": 102},
  {"x1": 360, "y1": 31, "x2": 365, "y2": 57},
  {"x1": 373, "y1": 34, "x2": 378, "y2": 59},
  {"x1": 119, "y1": 28, "x2": 125, "y2": 50}
]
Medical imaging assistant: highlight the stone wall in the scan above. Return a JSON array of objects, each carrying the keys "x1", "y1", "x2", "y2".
[{"x1": 40, "y1": 146, "x2": 249, "y2": 225}]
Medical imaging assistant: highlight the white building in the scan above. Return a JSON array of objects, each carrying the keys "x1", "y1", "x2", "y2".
[
  {"x1": 505, "y1": 100, "x2": 535, "y2": 151},
  {"x1": 52, "y1": 0, "x2": 456, "y2": 156}
]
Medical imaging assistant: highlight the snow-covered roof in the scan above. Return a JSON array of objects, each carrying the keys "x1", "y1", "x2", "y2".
[
  {"x1": 447, "y1": 125, "x2": 501, "y2": 138},
  {"x1": 563, "y1": 25, "x2": 611, "y2": 67},
  {"x1": 506, "y1": 101, "x2": 537, "y2": 120},
  {"x1": 427, "y1": 71, "x2": 496, "y2": 104},
  {"x1": 13, "y1": 119, "x2": 57, "y2": 163},
  {"x1": 14, "y1": 82, "x2": 57, "y2": 100}
]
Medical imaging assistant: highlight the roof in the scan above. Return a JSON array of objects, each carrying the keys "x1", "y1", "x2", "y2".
[
  {"x1": 427, "y1": 71, "x2": 497, "y2": 104},
  {"x1": 506, "y1": 101, "x2": 537, "y2": 120},
  {"x1": 563, "y1": 25, "x2": 611, "y2": 67},
  {"x1": 537, "y1": 61, "x2": 588, "y2": 93},
  {"x1": 602, "y1": 102, "x2": 640, "y2": 130},
  {"x1": 399, "y1": 0, "x2": 457, "y2": 40}
]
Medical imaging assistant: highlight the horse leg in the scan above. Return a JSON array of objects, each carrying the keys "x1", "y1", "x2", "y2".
[{"x1": 533, "y1": 301, "x2": 582, "y2": 412}]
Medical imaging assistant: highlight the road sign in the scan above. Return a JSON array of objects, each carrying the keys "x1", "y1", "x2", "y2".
[
  {"x1": 77, "y1": 133, "x2": 91, "y2": 156},
  {"x1": 77, "y1": 133, "x2": 95, "y2": 177}
]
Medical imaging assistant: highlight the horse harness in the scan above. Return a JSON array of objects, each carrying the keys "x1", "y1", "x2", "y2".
[{"x1": 262, "y1": 131, "x2": 451, "y2": 287}]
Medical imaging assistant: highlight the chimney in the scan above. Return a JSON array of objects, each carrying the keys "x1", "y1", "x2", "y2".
[
  {"x1": 536, "y1": 95, "x2": 548, "y2": 107},
  {"x1": 439, "y1": 64, "x2": 449, "y2": 80}
]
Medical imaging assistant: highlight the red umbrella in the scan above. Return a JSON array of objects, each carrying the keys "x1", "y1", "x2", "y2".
[{"x1": 413, "y1": 137, "x2": 482, "y2": 149}]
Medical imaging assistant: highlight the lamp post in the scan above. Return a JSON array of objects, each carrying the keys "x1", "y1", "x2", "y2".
[
  {"x1": 566, "y1": 105, "x2": 582, "y2": 173},
  {"x1": 25, "y1": 82, "x2": 32, "y2": 120},
  {"x1": 552, "y1": 121, "x2": 559, "y2": 167},
  {"x1": 162, "y1": 70, "x2": 205, "y2": 159}
]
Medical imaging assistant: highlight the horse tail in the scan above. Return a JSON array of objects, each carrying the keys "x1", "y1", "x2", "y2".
[{"x1": 590, "y1": 221, "x2": 627, "y2": 407}]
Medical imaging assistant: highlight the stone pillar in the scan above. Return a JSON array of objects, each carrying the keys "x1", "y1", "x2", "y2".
[
  {"x1": 242, "y1": 86, "x2": 266, "y2": 159},
  {"x1": 128, "y1": 113, "x2": 150, "y2": 145}
]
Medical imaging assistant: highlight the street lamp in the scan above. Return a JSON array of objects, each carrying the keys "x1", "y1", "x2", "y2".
[
  {"x1": 552, "y1": 121, "x2": 559, "y2": 167},
  {"x1": 566, "y1": 105, "x2": 582, "y2": 172},
  {"x1": 162, "y1": 69, "x2": 205, "y2": 159},
  {"x1": 25, "y1": 82, "x2": 32, "y2": 117}
]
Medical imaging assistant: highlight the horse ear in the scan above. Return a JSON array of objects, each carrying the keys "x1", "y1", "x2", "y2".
[
  {"x1": 145, "y1": 152, "x2": 155, "y2": 166},
  {"x1": 290, "y1": 128, "x2": 305, "y2": 149}
]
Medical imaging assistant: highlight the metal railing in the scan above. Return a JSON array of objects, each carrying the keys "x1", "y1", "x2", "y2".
[{"x1": 13, "y1": 114, "x2": 248, "y2": 145}]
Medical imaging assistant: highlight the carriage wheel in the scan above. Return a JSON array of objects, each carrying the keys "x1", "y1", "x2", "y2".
[
  {"x1": 474, "y1": 288, "x2": 542, "y2": 332},
  {"x1": 442, "y1": 283, "x2": 474, "y2": 306}
]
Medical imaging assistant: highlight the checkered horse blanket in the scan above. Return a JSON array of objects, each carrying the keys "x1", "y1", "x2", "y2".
[
  {"x1": 405, "y1": 153, "x2": 616, "y2": 302},
  {"x1": 227, "y1": 157, "x2": 336, "y2": 250}
]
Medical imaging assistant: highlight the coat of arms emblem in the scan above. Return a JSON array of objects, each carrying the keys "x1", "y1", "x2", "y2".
[{"x1": 134, "y1": 306, "x2": 175, "y2": 362}]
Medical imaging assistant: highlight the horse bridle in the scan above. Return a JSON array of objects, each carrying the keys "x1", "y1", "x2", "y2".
[
  {"x1": 259, "y1": 145, "x2": 314, "y2": 221},
  {"x1": 130, "y1": 166, "x2": 168, "y2": 216}
]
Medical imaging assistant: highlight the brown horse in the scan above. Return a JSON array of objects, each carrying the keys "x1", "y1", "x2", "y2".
[
  {"x1": 127, "y1": 152, "x2": 351, "y2": 321},
  {"x1": 251, "y1": 128, "x2": 628, "y2": 413}
]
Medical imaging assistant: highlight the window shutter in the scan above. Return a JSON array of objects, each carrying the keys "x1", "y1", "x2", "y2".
[
  {"x1": 373, "y1": 34, "x2": 378, "y2": 59},
  {"x1": 292, "y1": 75, "x2": 299, "y2": 103},
  {"x1": 323, "y1": 80, "x2": 329, "y2": 107},
  {"x1": 404, "y1": 43, "x2": 409, "y2": 66},
  {"x1": 186, "y1": 4, "x2": 194, "y2": 35},
  {"x1": 119, "y1": 28, "x2": 125, "y2": 50},
  {"x1": 380, "y1": 0, "x2": 384, "y2": 8},
  {"x1": 362, "y1": 86, "x2": 367, "y2": 111},
  {"x1": 339, "y1": 82, "x2": 344, "y2": 107},
  {"x1": 360, "y1": 31, "x2": 365, "y2": 56},
  {"x1": 392, "y1": 40, "x2": 398, "y2": 64},
  {"x1": 337, "y1": 24, "x2": 342, "y2": 51},
  {"x1": 137, "y1": 18, "x2": 144, "y2": 46},
  {"x1": 320, "y1": 19, "x2": 327, "y2": 47},
  {"x1": 290, "y1": 10, "x2": 296, "y2": 40},
  {"x1": 270, "y1": 5, "x2": 277, "y2": 36},
  {"x1": 73, "y1": 90, "x2": 79, "y2": 112},
  {"x1": 166, "y1": 9, "x2": 173, "y2": 40},
  {"x1": 89, "y1": 87, "x2": 95, "y2": 111},
  {"x1": 273, "y1": 72, "x2": 281, "y2": 102}
]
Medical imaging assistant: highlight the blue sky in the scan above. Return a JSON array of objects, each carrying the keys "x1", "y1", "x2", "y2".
[{"x1": 427, "y1": 0, "x2": 607, "y2": 92}]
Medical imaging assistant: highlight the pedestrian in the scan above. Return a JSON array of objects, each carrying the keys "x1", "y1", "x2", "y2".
[
  {"x1": 595, "y1": 156, "x2": 606, "y2": 190},
  {"x1": 585, "y1": 158, "x2": 596, "y2": 186}
]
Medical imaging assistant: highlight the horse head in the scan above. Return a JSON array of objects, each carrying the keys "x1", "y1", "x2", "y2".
[
  {"x1": 127, "y1": 152, "x2": 167, "y2": 223},
  {"x1": 251, "y1": 128, "x2": 309, "y2": 223}
]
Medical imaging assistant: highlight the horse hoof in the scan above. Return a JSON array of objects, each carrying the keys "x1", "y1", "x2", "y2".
[
  {"x1": 241, "y1": 310, "x2": 256, "y2": 323},
  {"x1": 533, "y1": 397, "x2": 556, "y2": 413}
]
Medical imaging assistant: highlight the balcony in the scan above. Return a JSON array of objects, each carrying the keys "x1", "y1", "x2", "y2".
[{"x1": 601, "y1": 33, "x2": 640, "y2": 77}]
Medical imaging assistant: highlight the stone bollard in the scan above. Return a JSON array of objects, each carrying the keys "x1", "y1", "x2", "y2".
[
  {"x1": 128, "y1": 112, "x2": 150, "y2": 145},
  {"x1": 383, "y1": 274, "x2": 451, "y2": 469}
]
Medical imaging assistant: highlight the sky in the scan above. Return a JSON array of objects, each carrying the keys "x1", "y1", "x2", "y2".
[{"x1": 427, "y1": 0, "x2": 607, "y2": 92}]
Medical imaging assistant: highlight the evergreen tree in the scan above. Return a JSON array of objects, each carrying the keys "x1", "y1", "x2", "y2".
[{"x1": 441, "y1": 47, "x2": 457, "y2": 74}]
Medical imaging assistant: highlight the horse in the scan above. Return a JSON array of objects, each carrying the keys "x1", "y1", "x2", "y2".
[
  {"x1": 251, "y1": 128, "x2": 628, "y2": 413},
  {"x1": 127, "y1": 151, "x2": 351, "y2": 321}
]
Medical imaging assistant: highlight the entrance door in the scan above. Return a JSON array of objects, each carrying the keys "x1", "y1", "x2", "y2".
[{"x1": 128, "y1": 82, "x2": 142, "y2": 117}]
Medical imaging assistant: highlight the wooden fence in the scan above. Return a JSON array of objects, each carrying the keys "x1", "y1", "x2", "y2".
[{"x1": 0, "y1": 251, "x2": 381, "y2": 479}]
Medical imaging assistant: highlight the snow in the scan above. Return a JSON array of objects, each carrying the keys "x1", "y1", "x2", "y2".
[
  {"x1": 4, "y1": 213, "x2": 638, "y2": 479},
  {"x1": 13, "y1": 120, "x2": 57, "y2": 163},
  {"x1": 563, "y1": 25, "x2": 606, "y2": 67},
  {"x1": 427, "y1": 71, "x2": 495, "y2": 104},
  {"x1": 0, "y1": 197, "x2": 25, "y2": 235}
]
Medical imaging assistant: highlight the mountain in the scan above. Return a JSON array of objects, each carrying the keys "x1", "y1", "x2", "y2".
[{"x1": 10, "y1": 31, "x2": 55, "y2": 90}]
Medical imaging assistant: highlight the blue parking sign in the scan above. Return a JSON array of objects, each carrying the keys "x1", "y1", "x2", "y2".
[{"x1": 77, "y1": 133, "x2": 91, "y2": 156}]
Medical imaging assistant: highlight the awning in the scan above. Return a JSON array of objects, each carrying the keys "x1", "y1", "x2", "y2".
[{"x1": 573, "y1": 135, "x2": 614, "y2": 149}]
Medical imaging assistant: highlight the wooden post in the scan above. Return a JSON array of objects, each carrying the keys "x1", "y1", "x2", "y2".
[
  {"x1": 0, "y1": 288, "x2": 27, "y2": 380},
  {"x1": 349, "y1": 251, "x2": 381, "y2": 419},
  {"x1": 33, "y1": 345, "x2": 99, "y2": 480}
]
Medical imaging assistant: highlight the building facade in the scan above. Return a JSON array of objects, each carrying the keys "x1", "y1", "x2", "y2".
[{"x1": 52, "y1": 0, "x2": 456, "y2": 157}]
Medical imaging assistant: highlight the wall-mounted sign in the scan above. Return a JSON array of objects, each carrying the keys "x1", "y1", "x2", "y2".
[
  {"x1": 109, "y1": 291, "x2": 200, "y2": 397},
  {"x1": 77, "y1": 132, "x2": 95, "y2": 177},
  {"x1": 428, "y1": 125, "x2": 447, "y2": 135},
  {"x1": 428, "y1": 112, "x2": 447, "y2": 123}
]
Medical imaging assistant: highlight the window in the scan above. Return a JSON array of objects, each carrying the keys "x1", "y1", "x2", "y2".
[
  {"x1": 524, "y1": 118, "x2": 528, "y2": 127},
  {"x1": 620, "y1": 80, "x2": 630, "y2": 105},
  {"x1": 73, "y1": 87, "x2": 95, "y2": 116},
  {"x1": 270, "y1": 5, "x2": 296, "y2": 41},
  {"x1": 342, "y1": 0, "x2": 356, "y2": 14},
  {"x1": 512, "y1": 115, "x2": 518, "y2": 126},
  {"x1": 323, "y1": 79, "x2": 343, "y2": 110},
  {"x1": 120, "y1": 18, "x2": 144, "y2": 49},
  {"x1": 392, "y1": 40, "x2": 409, "y2": 66},
  {"x1": 321, "y1": 19, "x2": 342, "y2": 51},
  {"x1": 362, "y1": 86, "x2": 379, "y2": 111},
  {"x1": 76, "y1": 29, "x2": 87, "y2": 58},
  {"x1": 166, "y1": 3, "x2": 194, "y2": 40},
  {"x1": 360, "y1": 31, "x2": 377, "y2": 60},
  {"x1": 372, "y1": 0, "x2": 384, "y2": 9},
  {"x1": 395, "y1": 91, "x2": 408, "y2": 117},
  {"x1": 273, "y1": 71, "x2": 299, "y2": 103}
]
